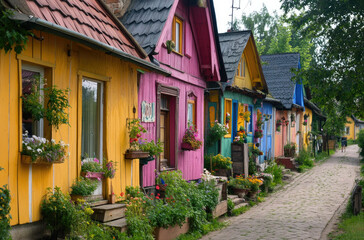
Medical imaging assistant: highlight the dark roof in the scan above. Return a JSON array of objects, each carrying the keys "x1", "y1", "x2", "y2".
[
  {"x1": 218, "y1": 31, "x2": 251, "y2": 83},
  {"x1": 260, "y1": 53, "x2": 300, "y2": 109},
  {"x1": 352, "y1": 115, "x2": 364, "y2": 124},
  {"x1": 121, "y1": 0, "x2": 174, "y2": 55},
  {"x1": 8, "y1": 0, "x2": 147, "y2": 58}
]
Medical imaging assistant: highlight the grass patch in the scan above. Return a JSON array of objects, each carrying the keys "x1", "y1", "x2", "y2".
[
  {"x1": 347, "y1": 139, "x2": 357, "y2": 146},
  {"x1": 315, "y1": 150, "x2": 335, "y2": 162},
  {"x1": 331, "y1": 213, "x2": 364, "y2": 240},
  {"x1": 176, "y1": 219, "x2": 228, "y2": 240}
]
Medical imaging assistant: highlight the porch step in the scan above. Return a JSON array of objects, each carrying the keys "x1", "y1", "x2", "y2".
[
  {"x1": 228, "y1": 195, "x2": 239, "y2": 200},
  {"x1": 104, "y1": 218, "x2": 127, "y2": 232},
  {"x1": 234, "y1": 202, "x2": 249, "y2": 210},
  {"x1": 232, "y1": 197, "x2": 245, "y2": 205},
  {"x1": 89, "y1": 200, "x2": 108, "y2": 207},
  {"x1": 92, "y1": 204, "x2": 126, "y2": 223}
]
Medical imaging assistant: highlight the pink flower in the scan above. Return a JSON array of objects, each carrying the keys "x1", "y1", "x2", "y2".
[
  {"x1": 94, "y1": 158, "x2": 99, "y2": 163},
  {"x1": 156, "y1": 185, "x2": 160, "y2": 190}
]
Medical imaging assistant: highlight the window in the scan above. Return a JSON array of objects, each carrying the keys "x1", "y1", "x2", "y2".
[
  {"x1": 157, "y1": 84, "x2": 179, "y2": 171},
  {"x1": 22, "y1": 64, "x2": 45, "y2": 138},
  {"x1": 345, "y1": 127, "x2": 350, "y2": 135},
  {"x1": 172, "y1": 16, "x2": 183, "y2": 54},
  {"x1": 187, "y1": 100, "x2": 196, "y2": 126},
  {"x1": 224, "y1": 99, "x2": 232, "y2": 136},
  {"x1": 247, "y1": 105, "x2": 253, "y2": 134},
  {"x1": 236, "y1": 57, "x2": 246, "y2": 77}
]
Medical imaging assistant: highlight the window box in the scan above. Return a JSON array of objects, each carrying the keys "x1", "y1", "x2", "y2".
[
  {"x1": 80, "y1": 171, "x2": 104, "y2": 181},
  {"x1": 124, "y1": 150, "x2": 150, "y2": 159},
  {"x1": 21, "y1": 154, "x2": 65, "y2": 165}
]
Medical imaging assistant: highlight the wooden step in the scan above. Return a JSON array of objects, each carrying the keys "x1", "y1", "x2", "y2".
[
  {"x1": 104, "y1": 218, "x2": 127, "y2": 232},
  {"x1": 92, "y1": 204, "x2": 126, "y2": 223},
  {"x1": 89, "y1": 200, "x2": 108, "y2": 207},
  {"x1": 233, "y1": 197, "x2": 245, "y2": 205},
  {"x1": 233, "y1": 202, "x2": 249, "y2": 210},
  {"x1": 212, "y1": 200, "x2": 228, "y2": 218}
]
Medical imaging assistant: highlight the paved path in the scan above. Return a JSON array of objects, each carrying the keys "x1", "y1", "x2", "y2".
[{"x1": 202, "y1": 145, "x2": 361, "y2": 240}]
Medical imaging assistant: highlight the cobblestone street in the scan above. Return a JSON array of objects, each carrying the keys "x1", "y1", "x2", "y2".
[{"x1": 202, "y1": 145, "x2": 361, "y2": 240}]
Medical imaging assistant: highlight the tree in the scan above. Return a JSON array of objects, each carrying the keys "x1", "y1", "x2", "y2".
[
  {"x1": 281, "y1": 0, "x2": 364, "y2": 120},
  {"x1": 239, "y1": 6, "x2": 314, "y2": 69}
]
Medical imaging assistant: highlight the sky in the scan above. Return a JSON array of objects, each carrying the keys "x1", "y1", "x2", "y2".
[{"x1": 213, "y1": 0, "x2": 283, "y2": 33}]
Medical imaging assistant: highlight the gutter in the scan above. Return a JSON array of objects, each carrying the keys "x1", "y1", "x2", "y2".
[{"x1": 13, "y1": 13, "x2": 171, "y2": 76}]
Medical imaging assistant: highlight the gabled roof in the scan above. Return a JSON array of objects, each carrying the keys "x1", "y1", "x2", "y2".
[
  {"x1": 219, "y1": 31, "x2": 250, "y2": 83},
  {"x1": 260, "y1": 53, "x2": 300, "y2": 109},
  {"x1": 219, "y1": 31, "x2": 267, "y2": 92},
  {"x1": 121, "y1": 0, "x2": 174, "y2": 55},
  {"x1": 6, "y1": 0, "x2": 147, "y2": 58},
  {"x1": 352, "y1": 115, "x2": 364, "y2": 124}
]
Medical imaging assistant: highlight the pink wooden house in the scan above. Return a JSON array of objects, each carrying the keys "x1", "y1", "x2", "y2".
[{"x1": 121, "y1": 0, "x2": 226, "y2": 187}]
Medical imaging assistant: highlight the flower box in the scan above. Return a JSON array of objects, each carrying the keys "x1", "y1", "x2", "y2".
[
  {"x1": 181, "y1": 142, "x2": 195, "y2": 151},
  {"x1": 124, "y1": 150, "x2": 149, "y2": 159},
  {"x1": 21, "y1": 154, "x2": 64, "y2": 165},
  {"x1": 70, "y1": 194, "x2": 93, "y2": 203},
  {"x1": 153, "y1": 219, "x2": 189, "y2": 240},
  {"x1": 80, "y1": 171, "x2": 104, "y2": 180}
]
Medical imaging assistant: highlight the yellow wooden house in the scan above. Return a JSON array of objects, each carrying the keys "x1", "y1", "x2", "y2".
[
  {"x1": 0, "y1": 0, "x2": 168, "y2": 229},
  {"x1": 344, "y1": 116, "x2": 364, "y2": 140}
]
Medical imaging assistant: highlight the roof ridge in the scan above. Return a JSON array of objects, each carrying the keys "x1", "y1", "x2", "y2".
[
  {"x1": 261, "y1": 52, "x2": 300, "y2": 56},
  {"x1": 219, "y1": 30, "x2": 252, "y2": 35}
]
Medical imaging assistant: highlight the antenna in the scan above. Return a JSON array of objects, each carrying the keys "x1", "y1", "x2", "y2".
[{"x1": 230, "y1": 0, "x2": 241, "y2": 31}]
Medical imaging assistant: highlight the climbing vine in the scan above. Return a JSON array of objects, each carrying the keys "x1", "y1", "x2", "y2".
[{"x1": 0, "y1": 7, "x2": 31, "y2": 54}]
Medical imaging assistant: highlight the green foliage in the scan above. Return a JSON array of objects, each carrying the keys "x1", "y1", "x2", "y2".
[
  {"x1": 207, "y1": 121, "x2": 228, "y2": 146},
  {"x1": 41, "y1": 187, "x2": 79, "y2": 239},
  {"x1": 125, "y1": 186, "x2": 144, "y2": 200},
  {"x1": 204, "y1": 154, "x2": 232, "y2": 171},
  {"x1": 176, "y1": 219, "x2": 227, "y2": 240},
  {"x1": 21, "y1": 77, "x2": 71, "y2": 129},
  {"x1": 227, "y1": 198, "x2": 234, "y2": 215},
  {"x1": 357, "y1": 129, "x2": 364, "y2": 157},
  {"x1": 81, "y1": 159, "x2": 103, "y2": 173},
  {"x1": 281, "y1": 0, "x2": 364, "y2": 120},
  {"x1": 0, "y1": 178, "x2": 11, "y2": 240},
  {"x1": 0, "y1": 8, "x2": 31, "y2": 54},
  {"x1": 231, "y1": 204, "x2": 250, "y2": 216},
  {"x1": 22, "y1": 135, "x2": 67, "y2": 162},
  {"x1": 296, "y1": 149, "x2": 314, "y2": 172},
  {"x1": 139, "y1": 140, "x2": 163, "y2": 157},
  {"x1": 331, "y1": 213, "x2": 364, "y2": 240},
  {"x1": 264, "y1": 160, "x2": 284, "y2": 186},
  {"x1": 70, "y1": 177, "x2": 98, "y2": 196}
]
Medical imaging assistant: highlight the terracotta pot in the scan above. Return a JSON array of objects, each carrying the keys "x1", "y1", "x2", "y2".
[
  {"x1": 21, "y1": 154, "x2": 65, "y2": 165},
  {"x1": 124, "y1": 150, "x2": 149, "y2": 159},
  {"x1": 154, "y1": 219, "x2": 189, "y2": 240},
  {"x1": 81, "y1": 171, "x2": 104, "y2": 180}
]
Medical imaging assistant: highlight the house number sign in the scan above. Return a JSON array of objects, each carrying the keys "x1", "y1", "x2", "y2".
[{"x1": 141, "y1": 101, "x2": 155, "y2": 122}]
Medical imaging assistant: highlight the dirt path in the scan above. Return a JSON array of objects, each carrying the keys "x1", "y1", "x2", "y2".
[{"x1": 201, "y1": 145, "x2": 361, "y2": 240}]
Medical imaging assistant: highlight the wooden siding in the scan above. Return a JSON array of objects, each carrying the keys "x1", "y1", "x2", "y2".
[{"x1": 0, "y1": 31, "x2": 141, "y2": 225}]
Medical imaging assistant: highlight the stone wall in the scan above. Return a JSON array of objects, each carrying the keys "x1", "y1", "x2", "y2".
[{"x1": 102, "y1": 0, "x2": 130, "y2": 18}]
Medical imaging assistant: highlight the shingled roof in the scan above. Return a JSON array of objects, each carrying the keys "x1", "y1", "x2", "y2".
[
  {"x1": 4, "y1": 0, "x2": 147, "y2": 59},
  {"x1": 219, "y1": 31, "x2": 251, "y2": 84},
  {"x1": 121, "y1": 0, "x2": 174, "y2": 55},
  {"x1": 260, "y1": 53, "x2": 300, "y2": 109}
]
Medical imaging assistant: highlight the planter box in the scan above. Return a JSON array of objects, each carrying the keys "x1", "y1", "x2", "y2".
[
  {"x1": 215, "y1": 180, "x2": 227, "y2": 202},
  {"x1": 181, "y1": 142, "x2": 200, "y2": 151},
  {"x1": 154, "y1": 219, "x2": 189, "y2": 240},
  {"x1": 276, "y1": 157, "x2": 297, "y2": 170},
  {"x1": 81, "y1": 171, "x2": 104, "y2": 180},
  {"x1": 124, "y1": 150, "x2": 149, "y2": 159},
  {"x1": 21, "y1": 154, "x2": 64, "y2": 165},
  {"x1": 212, "y1": 200, "x2": 228, "y2": 218},
  {"x1": 70, "y1": 194, "x2": 93, "y2": 203}
]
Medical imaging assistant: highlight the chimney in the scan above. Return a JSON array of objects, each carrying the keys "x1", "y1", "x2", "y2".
[{"x1": 102, "y1": 0, "x2": 131, "y2": 18}]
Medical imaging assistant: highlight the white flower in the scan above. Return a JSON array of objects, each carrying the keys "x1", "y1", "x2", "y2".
[
  {"x1": 27, "y1": 146, "x2": 32, "y2": 150},
  {"x1": 37, "y1": 148, "x2": 42, "y2": 153},
  {"x1": 51, "y1": 139, "x2": 55, "y2": 143},
  {"x1": 60, "y1": 141, "x2": 65, "y2": 147}
]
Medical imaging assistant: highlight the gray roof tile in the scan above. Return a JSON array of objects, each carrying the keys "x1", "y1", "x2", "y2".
[{"x1": 260, "y1": 53, "x2": 300, "y2": 109}]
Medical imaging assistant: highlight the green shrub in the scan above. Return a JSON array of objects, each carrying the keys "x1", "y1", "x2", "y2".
[
  {"x1": 0, "y1": 167, "x2": 11, "y2": 240},
  {"x1": 296, "y1": 149, "x2": 314, "y2": 172},
  {"x1": 264, "y1": 160, "x2": 284, "y2": 186},
  {"x1": 125, "y1": 186, "x2": 144, "y2": 200},
  {"x1": 70, "y1": 177, "x2": 98, "y2": 196},
  {"x1": 358, "y1": 129, "x2": 364, "y2": 157},
  {"x1": 204, "y1": 154, "x2": 232, "y2": 171}
]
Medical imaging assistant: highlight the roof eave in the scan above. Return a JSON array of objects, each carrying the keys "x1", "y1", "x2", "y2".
[{"x1": 14, "y1": 13, "x2": 170, "y2": 76}]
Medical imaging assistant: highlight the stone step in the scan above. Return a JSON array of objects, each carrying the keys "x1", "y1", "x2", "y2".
[
  {"x1": 212, "y1": 200, "x2": 228, "y2": 218},
  {"x1": 89, "y1": 199, "x2": 108, "y2": 207},
  {"x1": 233, "y1": 197, "x2": 245, "y2": 205},
  {"x1": 104, "y1": 218, "x2": 127, "y2": 232},
  {"x1": 228, "y1": 194, "x2": 239, "y2": 200},
  {"x1": 233, "y1": 202, "x2": 249, "y2": 210},
  {"x1": 92, "y1": 204, "x2": 126, "y2": 223}
]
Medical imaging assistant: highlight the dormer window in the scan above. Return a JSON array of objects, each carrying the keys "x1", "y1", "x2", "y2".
[
  {"x1": 236, "y1": 57, "x2": 246, "y2": 77},
  {"x1": 172, "y1": 16, "x2": 183, "y2": 54}
]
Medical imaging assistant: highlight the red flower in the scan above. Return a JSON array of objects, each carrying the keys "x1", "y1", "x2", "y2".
[
  {"x1": 156, "y1": 196, "x2": 160, "y2": 199},
  {"x1": 156, "y1": 185, "x2": 160, "y2": 190},
  {"x1": 120, "y1": 192, "x2": 124, "y2": 197},
  {"x1": 157, "y1": 193, "x2": 160, "y2": 196},
  {"x1": 151, "y1": 193, "x2": 154, "y2": 196},
  {"x1": 187, "y1": 199, "x2": 190, "y2": 202}
]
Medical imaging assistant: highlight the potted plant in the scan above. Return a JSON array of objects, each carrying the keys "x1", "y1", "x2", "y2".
[
  {"x1": 80, "y1": 158, "x2": 104, "y2": 180},
  {"x1": 254, "y1": 129, "x2": 263, "y2": 139},
  {"x1": 207, "y1": 120, "x2": 228, "y2": 146},
  {"x1": 284, "y1": 143, "x2": 296, "y2": 157},
  {"x1": 303, "y1": 114, "x2": 309, "y2": 126},
  {"x1": 228, "y1": 175, "x2": 250, "y2": 197},
  {"x1": 21, "y1": 132, "x2": 68, "y2": 164},
  {"x1": 235, "y1": 126, "x2": 247, "y2": 143},
  {"x1": 241, "y1": 110, "x2": 250, "y2": 122},
  {"x1": 205, "y1": 154, "x2": 232, "y2": 177},
  {"x1": 181, "y1": 123, "x2": 202, "y2": 151},
  {"x1": 276, "y1": 119, "x2": 282, "y2": 132},
  {"x1": 247, "y1": 175, "x2": 263, "y2": 199},
  {"x1": 70, "y1": 177, "x2": 98, "y2": 202},
  {"x1": 125, "y1": 119, "x2": 149, "y2": 159},
  {"x1": 103, "y1": 160, "x2": 117, "y2": 203},
  {"x1": 139, "y1": 140, "x2": 163, "y2": 165}
]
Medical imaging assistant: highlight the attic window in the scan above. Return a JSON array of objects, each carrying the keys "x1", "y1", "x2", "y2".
[
  {"x1": 172, "y1": 16, "x2": 183, "y2": 54},
  {"x1": 236, "y1": 57, "x2": 246, "y2": 77}
]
